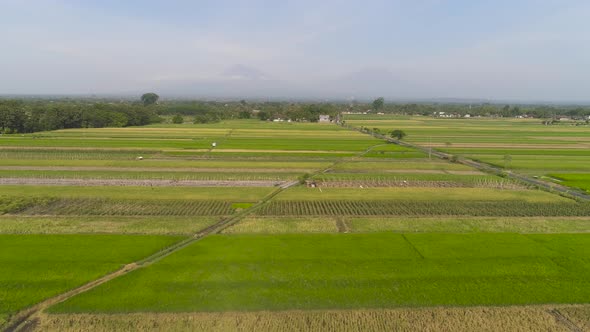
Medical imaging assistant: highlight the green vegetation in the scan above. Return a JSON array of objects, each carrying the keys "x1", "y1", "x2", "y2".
[
  {"x1": 259, "y1": 200, "x2": 590, "y2": 216},
  {"x1": 0, "y1": 216, "x2": 218, "y2": 235},
  {"x1": 0, "y1": 169, "x2": 299, "y2": 181},
  {"x1": 549, "y1": 173, "x2": 590, "y2": 193},
  {"x1": 51, "y1": 233, "x2": 590, "y2": 313},
  {"x1": 348, "y1": 216, "x2": 590, "y2": 233},
  {"x1": 274, "y1": 187, "x2": 566, "y2": 202},
  {"x1": 1, "y1": 115, "x2": 588, "y2": 328},
  {"x1": 346, "y1": 116, "x2": 590, "y2": 177},
  {"x1": 224, "y1": 217, "x2": 338, "y2": 234},
  {"x1": 0, "y1": 234, "x2": 182, "y2": 324},
  {"x1": 0, "y1": 185, "x2": 272, "y2": 201}
]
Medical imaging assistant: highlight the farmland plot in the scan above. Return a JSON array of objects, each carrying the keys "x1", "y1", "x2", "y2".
[
  {"x1": 50, "y1": 233, "x2": 590, "y2": 313},
  {"x1": 35, "y1": 305, "x2": 587, "y2": 332},
  {"x1": 2, "y1": 118, "x2": 589, "y2": 331},
  {"x1": 0, "y1": 234, "x2": 182, "y2": 326},
  {"x1": 0, "y1": 216, "x2": 219, "y2": 235}
]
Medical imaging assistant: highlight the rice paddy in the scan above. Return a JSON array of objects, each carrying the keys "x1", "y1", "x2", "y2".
[{"x1": 1, "y1": 118, "x2": 589, "y2": 331}]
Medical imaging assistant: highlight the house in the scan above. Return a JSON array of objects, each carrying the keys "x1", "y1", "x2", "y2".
[
  {"x1": 319, "y1": 115, "x2": 331, "y2": 123},
  {"x1": 464, "y1": 114, "x2": 471, "y2": 118}
]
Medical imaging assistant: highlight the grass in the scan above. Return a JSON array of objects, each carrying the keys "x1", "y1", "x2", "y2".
[
  {"x1": 348, "y1": 216, "x2": 590, "y2": 233},
  {"x1": 0, "y1": 158, "x2": 331, "y2": 169},
  {"x1": 2, "y1": 118, "x2": 588, "y2": 325},
  {"x1": 0, "y1": 216, "x2": 219, "y2": 235},
  {"x1": 333, "y1": 161, "x2": 474, "y2": 171},
  {"x1": 274, "y1": 187, "x2": 567, "y2": 202},
  {"x1": 49, "y1": 233, "x2": 590, "y2": 313},
  {"x1": 224, "y1": 216, "x2": 590, "y2": 234},
  {"x1": 549, "y1": 173, "x2": 590, "y2": 193},
  {"x1": 345, "y1": 116, "x2": 590, "y2": 174},
  {"x1": 1, "y1": 122, "x2": 380, "y2": 152},
  {"x1": 0, "y1": 234, "x2": 183, "y2": 325},
  {"x1": 223, "y1": 217, "x2": 338, "y2": 233},
  {"x1": 0, "y1": 186, "x2": 273, "y2": 201}
]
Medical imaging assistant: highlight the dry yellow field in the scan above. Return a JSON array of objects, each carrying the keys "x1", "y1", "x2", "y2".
[
  {"x1": 31, "y1": 305, "x2": 589, "y2": 332},
  {"x1": 223, "y1": 216, "x2": 339, "y2": 233}
]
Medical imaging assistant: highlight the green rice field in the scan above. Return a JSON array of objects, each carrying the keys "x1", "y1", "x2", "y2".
[
  {"x1": 1, "y1": 118, "x2": 589, "y2": 331},
  {"x1": 0, "y1": 234, "x2": 182, "y2": 325},
  {"x1": 50, "y1": 233, "x2": 590, "y2": 313}
]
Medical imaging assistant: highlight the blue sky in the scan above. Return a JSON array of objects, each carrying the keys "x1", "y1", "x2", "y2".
[{"x1": 2, "y1": 0, "x2": 590, "y2": 101}]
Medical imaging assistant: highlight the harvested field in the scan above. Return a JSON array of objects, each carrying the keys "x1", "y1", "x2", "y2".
[
  {"x1": 0, "y1": 216, "x2": 219, "y2": 235},
  {"x1": 34, "y1": 304, "x2": 588, "y2": 332},
  {"x1": 0, "y1": 178, "x2": 285, "y2": 187},
  {"x1": 223, "y1": 217, "x2": 338, "y2": 234},
  {"x1": 559, "y1": 306, "x2": 590, "y2": 331},
  {"x1": 348, "y1": 216, "x2": 590, "y2": 233}
]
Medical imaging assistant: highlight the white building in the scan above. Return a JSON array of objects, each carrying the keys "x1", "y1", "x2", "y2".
[{"x1": 319, "y1": 115, "x2": 331, "y2": 123}]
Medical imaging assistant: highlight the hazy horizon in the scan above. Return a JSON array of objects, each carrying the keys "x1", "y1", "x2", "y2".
[{"x1": 2, "y1": 0, "x2": 590, "y2": 102}]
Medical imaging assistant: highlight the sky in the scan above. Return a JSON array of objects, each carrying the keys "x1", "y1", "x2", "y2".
[{"x1": 2, "y1": 0, "x2": 590, "y2": 101}]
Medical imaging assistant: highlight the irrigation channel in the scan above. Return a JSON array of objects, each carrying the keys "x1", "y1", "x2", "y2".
[
  {"x1": 2, "y1": 142, "x2": 383, "y2": 332},
  {"x1": 344, "y1": 124, "x2": 590, "y2": 202}
]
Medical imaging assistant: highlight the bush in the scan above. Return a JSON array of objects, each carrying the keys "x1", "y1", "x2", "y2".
[{"x1": 172, "y1": 115, "x2": 184, "y2": 124}]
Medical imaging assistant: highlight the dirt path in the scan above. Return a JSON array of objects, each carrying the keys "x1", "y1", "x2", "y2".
[
  {"x1": 2, "y1": 144, "x2": 359, "y2": 332},
  {"x1": 335, "y1": 217, "x2": 349, "y2": 233},
  {"x1": 547, "y1": 309, "x2": 584, "y2": 332},
  {"x1": 347, "y1": 125, "x2": 590, "y2": 201}
]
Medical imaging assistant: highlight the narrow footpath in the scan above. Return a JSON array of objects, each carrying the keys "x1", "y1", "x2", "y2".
[{"x1": 2, "y1": 141, "x2": 380, "y2": 332}]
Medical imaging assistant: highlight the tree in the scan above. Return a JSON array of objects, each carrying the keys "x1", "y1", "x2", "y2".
[
  {"x1": 503, "y1": 155, "x2": 512, "y2": 169},
  {"x1": 372, "y1": 97, "x2": 384, "y2": 111},
  {"x1": 238, "y1": 110, "x2": 251, "y2": 119},
  {"x1": 257, "y1": 111, "x2": 270, "y2": 121},
  {"x1": 390, "y1": 129, "x2": 407, "y2": 140},
  {"x1": 141, "y1": 93, "x2": 159, "y2": 106},
  {"x1": 172, "y1": 114, "x2": 183, "y2": 124}
]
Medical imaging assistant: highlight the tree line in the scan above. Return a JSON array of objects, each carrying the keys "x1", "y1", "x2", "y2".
[
  {"x1": 0, "y1": 100, "x2": 161, "y2": 134},
  {"x1": 2, "y1": 93, "x2": 589, "y2": 134}
]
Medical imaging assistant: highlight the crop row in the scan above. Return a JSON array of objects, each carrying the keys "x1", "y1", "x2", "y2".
[
  {"x1": 316, "y1": 179, "x2": 523, "y2": 189},
  {"x1": 0, "y1": 149, "x2": 157, "y2": 160},
  {"x1": 20, "y1": 198, "x2": 234, "y2": 216},
  {"x1": 0, "y1": 196, "x2": 53, "y2": 214},
  {"x1": 0, "y1": 170, "x2": 298, "y2": 181},
  {"x1": 257, "y1": 200, "x2": 590, "y2": 216}
]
